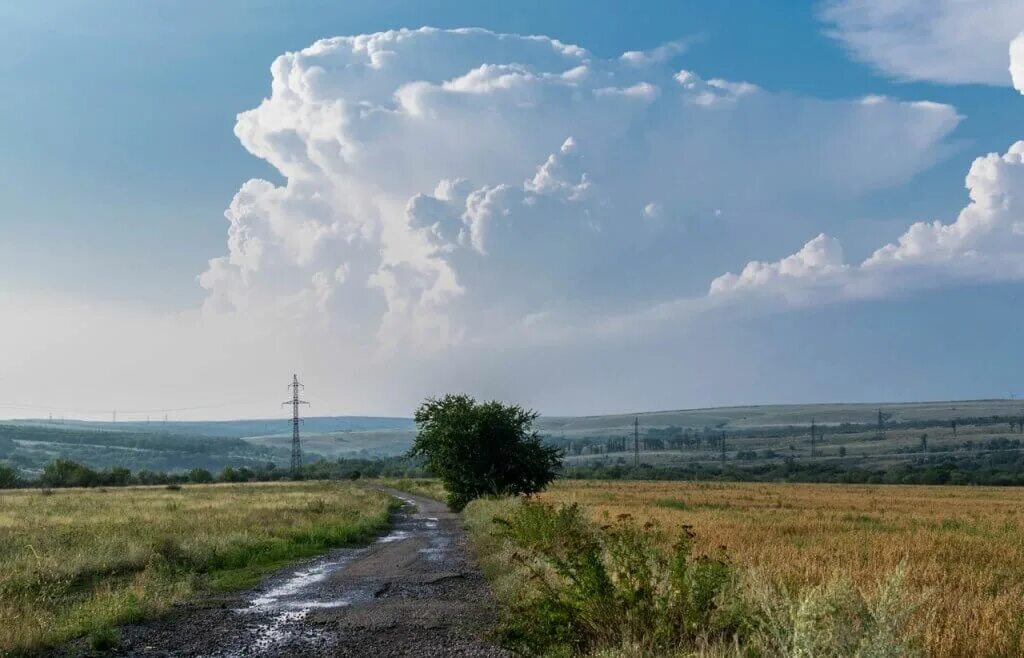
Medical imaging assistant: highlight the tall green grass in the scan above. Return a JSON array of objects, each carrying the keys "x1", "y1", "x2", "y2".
[{"x1": 0, "y1": 482, "x2": 396, "y2": 654}]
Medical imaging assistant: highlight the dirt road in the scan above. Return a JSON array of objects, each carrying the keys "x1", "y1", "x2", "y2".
[{"x1": 107, "y1": 490, "x2": 511, "y2": 657}]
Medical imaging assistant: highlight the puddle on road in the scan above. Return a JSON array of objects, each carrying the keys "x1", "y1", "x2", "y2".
[
  {"x1": 418, "y1": 518, "x2": 449, "y2": 561},
  {"x1": 379, "y1": 529, "x2": 411, "y2": 543},
  {"x1": 248, "y1": 558, "x2": 356, "y2": 608},
  {"x1": 230, "y1": 495, "x2": 449, "y2": 655}
]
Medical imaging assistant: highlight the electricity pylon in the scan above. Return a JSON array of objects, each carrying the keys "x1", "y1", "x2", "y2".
[{"x1": 282, "y1": 374, "x2": 309, "y2": 477}]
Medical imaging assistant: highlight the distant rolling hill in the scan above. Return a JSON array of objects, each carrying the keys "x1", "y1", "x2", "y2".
[
  {"x1": 4, "y1": 417, "x2": 413, "y2": 462},
  {"x1": 6, "y1": 400, "x2": 1023, "y2": 465},
  {"x1": 537, "y1": 399, "x2": 1024, "y2": 437},
  {"x1": 241, "y1": 428, "x2": 417, "y2": 458},
  {"x1": 6, "y1": 416, "x2": 413, "y2": 439}
]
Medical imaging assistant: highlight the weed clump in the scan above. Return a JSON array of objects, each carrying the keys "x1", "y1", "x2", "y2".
[
  {"x1": 487, "y1": 501, "x2": 738, "y2": 655},
  {"x1": 744, "y1": 565, "x2": 919, "y2": 657}
]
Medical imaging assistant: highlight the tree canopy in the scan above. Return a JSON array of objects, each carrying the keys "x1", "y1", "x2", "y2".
[{"x1": 410, "y1": 394, "x2": 562, "y2": 511}]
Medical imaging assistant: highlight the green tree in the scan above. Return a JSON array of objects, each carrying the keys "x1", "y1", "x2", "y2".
[
  {"x1": 188, "y1": 468, "x2": 213, "y2": 483},
  {"x1": 41, "y1": 459, "x2": 98, "y2": 488},
  {"x1": 410, "y1": 394, "x2": 562, "y2": 511},
  {"x1": 218, "y1": 466, "x2": 241, "y2": 482},
  {"x1": 104, "y1": 467, "x2": 131, "y2": 486},
  {"x1": 0, "y1": 464, "x2": 19, "y2": 488}
]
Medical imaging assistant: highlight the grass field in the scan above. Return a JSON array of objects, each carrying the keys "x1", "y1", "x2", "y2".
[
  {"x1": 242, "y1": 428, "x2": 417, "y2": 458},
  {"x1": 536, "y1": 480, "x2": 1024, "y2": 657},
  {"x1": 0, "y1": 481, "x2": 395, "y2": 654},
  {"x1": 541, "y1": 399, "x2": 1024, "y2": 435}
]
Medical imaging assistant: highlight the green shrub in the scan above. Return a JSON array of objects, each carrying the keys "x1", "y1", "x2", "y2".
[
  {"x1": 489, "y1": 501, "x2": 738, "y2": 655},
  {"x1": 0, "y1": 464, "x2": 20, "y2": 488}
]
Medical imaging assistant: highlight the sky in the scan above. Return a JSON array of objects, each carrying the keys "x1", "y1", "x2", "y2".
[{"x1": 1, "y1": 0, "x2": 1023, "y2": 421}]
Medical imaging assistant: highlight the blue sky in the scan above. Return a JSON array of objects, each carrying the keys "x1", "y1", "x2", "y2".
[{"x1": 1, "y1": 1, "x2": 1023, "y2": 419}]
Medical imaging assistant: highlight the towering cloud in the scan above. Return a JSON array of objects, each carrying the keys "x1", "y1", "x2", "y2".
[{"x1": 201, "y1": 27, "x2": 959, "y2": 351}]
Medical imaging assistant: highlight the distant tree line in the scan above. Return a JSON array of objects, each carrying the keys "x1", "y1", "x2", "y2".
[{"x1": 562, "y1": 448, "x2": 1024, "y2": 486}]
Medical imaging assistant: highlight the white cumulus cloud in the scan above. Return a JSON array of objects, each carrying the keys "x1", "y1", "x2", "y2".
[
  {"x1": 710, "y1": 140, "x2": 1024, "y2": 304},
  {"x1": 821, "y1": 0, "x2": 1024, "y2": 85},
  {"x1": 1012, "y1": 33, "x2": 1024, "y2": 93},
  {"x1": 709, "y1": 234, "x2": 848, "y2": 296},
  {"x1": 202, "y1": 26, "x2": 959, "y2": 350},
  {"x1": 864, "y1": 141, "x2": 1024, "y2": 280}
]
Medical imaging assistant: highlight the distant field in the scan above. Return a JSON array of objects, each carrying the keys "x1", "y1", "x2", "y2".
[
  {"x1": 562, "y1": 417, "x2": 1021, "y2": 466},
  {"x1": 0, "y1": 482, "x2": 394, "y2": 653},
  {"x1": 5, "y1": 416, "x2": 414, "y2": 438},
  {"x1": 241, "y1": 428, "x2": 416, "y2": 458},
  {"x1": 555, "y1": 399, "x2": 1024, "y2": 483},
  {"x1": 541, "y1": 480, "x2": 1024, "y2": 657},
  {"x1": 541, "y1": 398, "x2": 1024, "y2": 436}
]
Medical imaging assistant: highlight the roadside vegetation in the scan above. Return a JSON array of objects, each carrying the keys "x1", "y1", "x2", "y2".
[
  {"x1": 464, "y1": 496, "x2": 919, "y2": 657},
  {"x1": 0, "y1": 482, "x2": 395, "y2": 654}
]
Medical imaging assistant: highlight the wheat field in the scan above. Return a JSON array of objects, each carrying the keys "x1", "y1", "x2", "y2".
[{"x1": 537, "y1": 480, "x2": 1024, "y2": 656}]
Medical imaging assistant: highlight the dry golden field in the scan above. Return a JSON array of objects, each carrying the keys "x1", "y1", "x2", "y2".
[
  {"x1": 538, "y1": 480, "x2": 1024, "y2": 656},
  {"x1": 0, "y1": 482, "x2": 394, "y2": 654}
]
